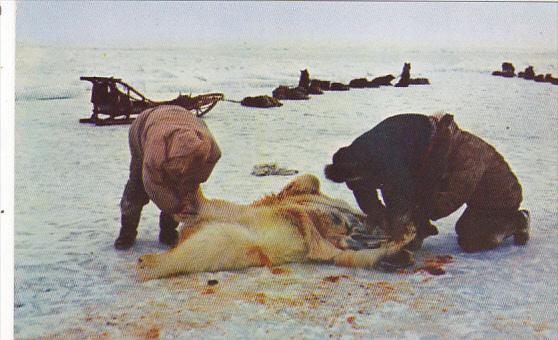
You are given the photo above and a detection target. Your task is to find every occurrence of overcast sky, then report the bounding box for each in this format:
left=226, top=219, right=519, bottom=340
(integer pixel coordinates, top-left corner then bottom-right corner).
left=16, top=1, right=558, bottom=49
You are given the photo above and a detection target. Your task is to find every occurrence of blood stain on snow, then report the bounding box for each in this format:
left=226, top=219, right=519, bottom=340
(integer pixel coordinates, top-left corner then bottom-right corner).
left=255, top=292, right=266, bottom=304
left=365, top=281, right=408, bottom=304
left=415, top=255, right=454, bottom=276
left=271, top=267, right=290, bottom=275
left=304, top=293, right=324, bottom=307
left=322, top=275, right=350, bottom=283
left=396, top=255, right=454, bottom=276
left=144, top=326, right=160, bottom=339
left=369, top=281, right=396, bottom=292
left=247, top=291, right=302, bottom=307
left=201, top=287, right=216, bottom=295
left=523, top=320, right=549, bottom=333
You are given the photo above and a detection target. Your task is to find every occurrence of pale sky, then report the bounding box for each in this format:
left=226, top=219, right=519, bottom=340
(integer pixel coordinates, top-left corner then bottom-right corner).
left=15, top=1, right=558, bottom=50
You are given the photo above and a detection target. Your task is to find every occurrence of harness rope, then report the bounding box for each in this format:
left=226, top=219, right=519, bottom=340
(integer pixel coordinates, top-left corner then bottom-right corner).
left=222, top=98, right=242, bottom=104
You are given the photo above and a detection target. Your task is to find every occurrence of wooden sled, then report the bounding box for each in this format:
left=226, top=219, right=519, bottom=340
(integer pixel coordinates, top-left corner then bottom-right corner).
left=79, top=76, right=224, bottom=126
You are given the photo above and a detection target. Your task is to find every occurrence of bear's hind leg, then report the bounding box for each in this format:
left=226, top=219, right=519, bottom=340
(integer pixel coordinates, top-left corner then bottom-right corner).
left=137, top=222, right=262, bottom=281
left=513, top=210, right=530, bottom=246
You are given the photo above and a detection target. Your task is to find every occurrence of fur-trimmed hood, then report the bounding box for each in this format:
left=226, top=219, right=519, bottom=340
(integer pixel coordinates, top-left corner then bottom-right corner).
left=130, top=105, right=221, bottom=213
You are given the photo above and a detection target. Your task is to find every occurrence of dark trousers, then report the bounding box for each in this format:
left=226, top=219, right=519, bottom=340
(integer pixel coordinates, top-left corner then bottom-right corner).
left=455, top=207, right=527, bottom=253
left=119, top=155, right=177, bottom=233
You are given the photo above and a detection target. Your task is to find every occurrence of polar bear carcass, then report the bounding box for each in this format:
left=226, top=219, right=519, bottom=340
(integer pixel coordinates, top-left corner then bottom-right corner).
left=137, top=174, right=416, bottom=281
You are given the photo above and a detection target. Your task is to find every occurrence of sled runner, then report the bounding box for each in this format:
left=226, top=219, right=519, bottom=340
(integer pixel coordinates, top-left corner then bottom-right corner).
left=79, top=76, right=224, bottom=126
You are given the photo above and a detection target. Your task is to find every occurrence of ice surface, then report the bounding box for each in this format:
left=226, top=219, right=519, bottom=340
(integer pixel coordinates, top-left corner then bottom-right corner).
left=14, top=44, right=558, bottom=339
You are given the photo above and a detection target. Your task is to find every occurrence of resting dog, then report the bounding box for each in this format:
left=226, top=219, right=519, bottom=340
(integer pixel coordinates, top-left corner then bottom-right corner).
left=137, top=174, right=416, bottom=281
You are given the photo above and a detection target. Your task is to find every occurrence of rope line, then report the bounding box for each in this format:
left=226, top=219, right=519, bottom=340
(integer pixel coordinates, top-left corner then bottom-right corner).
left=222, top=98, right=242, bottom=104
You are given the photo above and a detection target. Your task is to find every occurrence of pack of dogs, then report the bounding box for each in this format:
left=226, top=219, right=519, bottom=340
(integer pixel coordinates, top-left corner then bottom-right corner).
left=240, top=63, right=430, bottom=108
left=492, top=62, right=558, bottom=84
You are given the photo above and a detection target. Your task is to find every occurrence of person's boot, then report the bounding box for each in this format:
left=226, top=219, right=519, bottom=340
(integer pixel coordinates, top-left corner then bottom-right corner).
left=457, top=210, right=531, bottom=252
left=114, top=214, right=140, bottom=250
left=159, top=212, right=179, bottom=247
left=514, top=210, right=530, bottom=246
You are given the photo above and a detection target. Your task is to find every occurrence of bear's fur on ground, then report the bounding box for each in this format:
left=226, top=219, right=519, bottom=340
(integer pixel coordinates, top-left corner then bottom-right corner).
left=137, top=174, right=416, bottom=281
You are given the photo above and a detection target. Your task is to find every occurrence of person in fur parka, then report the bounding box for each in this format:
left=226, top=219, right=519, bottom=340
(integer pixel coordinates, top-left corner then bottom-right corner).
left=115, top=105, right=221, bottom=250
left=325, top=112, right=529, bottom=255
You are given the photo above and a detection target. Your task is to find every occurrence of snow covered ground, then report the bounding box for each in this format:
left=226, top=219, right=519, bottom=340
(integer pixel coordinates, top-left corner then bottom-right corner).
left=14, top=44, right=558, bottom=339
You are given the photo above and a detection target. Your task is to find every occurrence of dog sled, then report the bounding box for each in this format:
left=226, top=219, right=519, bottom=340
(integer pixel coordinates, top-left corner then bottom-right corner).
left=79, top=76, right=224, bottom=126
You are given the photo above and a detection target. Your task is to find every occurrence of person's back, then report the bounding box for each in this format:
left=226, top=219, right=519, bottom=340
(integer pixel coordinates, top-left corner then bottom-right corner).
left=325, top=113, right=437, bottom=243
left=350, top=113, right=433, bottom=166
left=116, top=105, right=221, bottom=250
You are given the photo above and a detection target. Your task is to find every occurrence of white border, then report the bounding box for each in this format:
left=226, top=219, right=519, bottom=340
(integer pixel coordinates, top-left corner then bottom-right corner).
left=0, top=1, right=15, bottom=339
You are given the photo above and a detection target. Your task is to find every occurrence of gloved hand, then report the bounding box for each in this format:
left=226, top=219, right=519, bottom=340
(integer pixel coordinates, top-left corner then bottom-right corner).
left=174, top=189, right=201, bottom=224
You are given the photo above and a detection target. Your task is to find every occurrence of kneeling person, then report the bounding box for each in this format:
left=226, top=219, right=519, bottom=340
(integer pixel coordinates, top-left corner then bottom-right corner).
left=115, top=105, right=221, bottom=250
left=325, top=113, right=529, bottom=253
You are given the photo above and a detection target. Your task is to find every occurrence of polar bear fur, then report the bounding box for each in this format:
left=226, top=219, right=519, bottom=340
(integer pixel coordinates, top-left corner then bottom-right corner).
left=137, top=174, right=416, bottom=281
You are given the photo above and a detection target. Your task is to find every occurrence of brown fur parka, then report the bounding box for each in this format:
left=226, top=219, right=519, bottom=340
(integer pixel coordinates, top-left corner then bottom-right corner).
left=128, top=105, right=221, bottom=214
left=421, top=114, right=522, bottom=221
